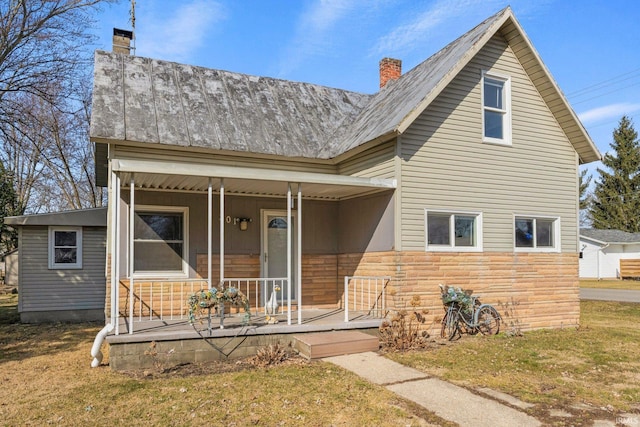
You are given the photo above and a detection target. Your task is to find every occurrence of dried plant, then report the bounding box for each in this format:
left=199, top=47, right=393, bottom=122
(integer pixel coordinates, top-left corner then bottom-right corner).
left=250, top=343, right=290, bottom=367
left=379, top=295, right=431, bottom=351
left=497, top=297, right=524, bottom=337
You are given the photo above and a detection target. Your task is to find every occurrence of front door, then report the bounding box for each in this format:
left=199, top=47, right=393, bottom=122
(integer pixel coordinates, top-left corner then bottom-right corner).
left=261, top=210, right=296, bottom=301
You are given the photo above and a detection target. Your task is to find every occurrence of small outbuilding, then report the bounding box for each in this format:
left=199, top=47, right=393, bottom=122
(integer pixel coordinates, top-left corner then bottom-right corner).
left=579, top=228, right=640, bottom=279
left=5, top=208, right=107, bottom=323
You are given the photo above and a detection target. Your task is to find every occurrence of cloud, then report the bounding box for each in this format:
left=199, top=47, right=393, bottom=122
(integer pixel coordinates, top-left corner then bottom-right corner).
left=277, top=0, right=361, bottom=77
left=370, top=0, right=504, bottom=58
left=135, top=1, right=226, bottom=63
left=578, top=103, right=640, bottom=125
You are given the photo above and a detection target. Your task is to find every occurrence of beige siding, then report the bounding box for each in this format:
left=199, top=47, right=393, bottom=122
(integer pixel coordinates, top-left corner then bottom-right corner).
left=338, top=140, right=396, bottom=179
left=400, top=34, right=578, bottom=252
left=19, top=226, right=106, bottom=312
left=113, top=144, right=336, bottom=174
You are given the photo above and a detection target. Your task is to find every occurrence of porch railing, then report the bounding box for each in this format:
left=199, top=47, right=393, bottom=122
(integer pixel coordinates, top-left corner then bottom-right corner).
left=344, top=276, right=390, bottom=322
left=119, top=277, right=288, bottom=334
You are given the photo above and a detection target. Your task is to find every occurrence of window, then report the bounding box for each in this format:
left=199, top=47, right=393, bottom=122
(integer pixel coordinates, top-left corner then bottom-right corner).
left=133, top=206, right=188, bottom=276
left=514, top=216, right=559, bottom=251
left=48, top=227, right=82, bottom=269
left=482, top=71, right=511, bottom=145
left=425, top=210, right=482, bottom=251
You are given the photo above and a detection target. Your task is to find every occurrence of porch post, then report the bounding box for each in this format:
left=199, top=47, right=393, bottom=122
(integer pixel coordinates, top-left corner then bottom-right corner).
left=219, top=179, right=225, bottom=285
left=287, top=183, right=292, bottom=325
left=208, top=178, right=212, bottom=289
left=297, top=183, right=302, bottom=325
left=113, top=171, right=121, bottom=335
left=128, top=175, right=135, bottom=334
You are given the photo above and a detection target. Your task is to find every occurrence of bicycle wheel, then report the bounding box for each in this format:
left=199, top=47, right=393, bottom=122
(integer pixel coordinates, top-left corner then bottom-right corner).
left=441, top=308, right=461, bottom=341
left=476, top=306, right=500, bottom=336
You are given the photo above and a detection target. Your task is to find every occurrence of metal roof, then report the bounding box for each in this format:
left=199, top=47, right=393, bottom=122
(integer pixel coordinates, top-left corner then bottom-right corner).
left=90, top=7, right=601, bottom=164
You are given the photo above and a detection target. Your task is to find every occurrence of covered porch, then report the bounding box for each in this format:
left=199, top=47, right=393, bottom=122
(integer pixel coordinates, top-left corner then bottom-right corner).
left=106, top=158, right=396, bottom=336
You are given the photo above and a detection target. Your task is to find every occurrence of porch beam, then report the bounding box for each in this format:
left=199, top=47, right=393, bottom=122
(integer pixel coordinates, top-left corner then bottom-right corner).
left=287, top=183, right=292, bottom=326
left=112, top=159, right=396, bottom=190
left=297, top=183, right=302, bottom=325
left=114, top=171, right=121, bottom=335
left=220, top=179, right=225, bottom=285
left=129, top=175, right=135, bottom=334
left=208, top=178, right=212, bottom=289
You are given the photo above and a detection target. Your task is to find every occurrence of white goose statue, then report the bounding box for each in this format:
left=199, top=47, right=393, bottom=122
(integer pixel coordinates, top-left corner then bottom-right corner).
left=265, top=290, right=279, bottom=315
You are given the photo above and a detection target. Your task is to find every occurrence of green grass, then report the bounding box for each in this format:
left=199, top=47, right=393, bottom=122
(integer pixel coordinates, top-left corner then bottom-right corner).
left=580, top=278, right=640, bottom=289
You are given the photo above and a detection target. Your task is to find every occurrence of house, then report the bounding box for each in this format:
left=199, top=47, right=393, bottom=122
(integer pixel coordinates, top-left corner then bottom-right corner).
left=5, top=208, right=107, bottom=323
left=89, top=7, right=601, bottom=368
left=580, top=229, right=640, bottom=279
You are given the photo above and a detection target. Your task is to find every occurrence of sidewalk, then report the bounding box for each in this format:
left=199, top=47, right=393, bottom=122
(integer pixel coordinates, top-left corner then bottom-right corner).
left=324, top=351, right=541, bottom=427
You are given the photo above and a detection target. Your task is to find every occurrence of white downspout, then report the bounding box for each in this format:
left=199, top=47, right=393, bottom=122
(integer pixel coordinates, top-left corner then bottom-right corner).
left=597, top=243, right=610, bottom=280
left=91, top=169, right=119, bottom=368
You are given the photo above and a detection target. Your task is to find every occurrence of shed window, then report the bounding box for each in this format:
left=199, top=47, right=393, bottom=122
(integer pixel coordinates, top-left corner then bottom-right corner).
left=482, top=71, right=511, bottom=145
left=48, top=227, right=82, bottom=269
left=425, top=210, right=482, bottom=251
left=133, top=206, right=188, bottom=276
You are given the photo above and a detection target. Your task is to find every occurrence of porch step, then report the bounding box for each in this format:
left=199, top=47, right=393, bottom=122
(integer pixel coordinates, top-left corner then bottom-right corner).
left=293, top=331, right=379, bottom=360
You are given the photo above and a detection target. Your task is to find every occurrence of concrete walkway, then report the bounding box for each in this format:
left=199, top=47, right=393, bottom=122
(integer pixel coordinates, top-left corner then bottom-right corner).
left=324, top=351, right=541, bottom=427
left=580, top=287, right=640, bottom=302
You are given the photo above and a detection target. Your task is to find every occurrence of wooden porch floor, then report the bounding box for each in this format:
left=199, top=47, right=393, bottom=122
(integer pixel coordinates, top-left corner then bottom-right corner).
left=107, top=308, right=384, bottom=345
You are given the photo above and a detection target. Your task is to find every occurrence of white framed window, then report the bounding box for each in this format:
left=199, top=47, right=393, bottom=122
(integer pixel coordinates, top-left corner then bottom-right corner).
left=482, top=70, right=511, bottom=145
left=425, top=210, right=483, bottom=252
left=132, top=205, right=189, bottom=277
left=514, top=215, right=560, bottom=252
left=48, top=227, right=82, bottom=269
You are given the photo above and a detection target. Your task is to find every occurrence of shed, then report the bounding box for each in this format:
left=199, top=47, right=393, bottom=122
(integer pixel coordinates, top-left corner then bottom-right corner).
left=579, top=228, right=640, bottom=279
left=5, top=208, right=107, bottom=323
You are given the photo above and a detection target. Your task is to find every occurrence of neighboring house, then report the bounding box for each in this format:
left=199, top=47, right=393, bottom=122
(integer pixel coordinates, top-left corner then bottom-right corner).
left=3, top=248, right=18, bottom=288
left=5, top=208, right=107, bottom=323
left=579, top=229, right=640, bottom=279
left=90, top=6, right=601, bottom=339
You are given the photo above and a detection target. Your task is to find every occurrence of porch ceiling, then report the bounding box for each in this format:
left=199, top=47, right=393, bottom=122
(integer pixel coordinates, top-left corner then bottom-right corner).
left=112, top=159, right=396, bottom=200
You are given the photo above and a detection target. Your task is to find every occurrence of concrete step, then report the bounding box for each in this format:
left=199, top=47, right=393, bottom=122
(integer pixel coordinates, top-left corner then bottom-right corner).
left=293, top=331, right=379, bottom=359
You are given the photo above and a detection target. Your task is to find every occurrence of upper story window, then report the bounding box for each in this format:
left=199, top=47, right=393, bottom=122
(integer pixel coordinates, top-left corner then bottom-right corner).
left=482, top=71, right=511, bottom=145
left=514, top=216, right=559, bottom=252
left=425, top=210, right=483, bottom=252
left=133, top=206, right=188, bottom=277
left=49, top=227, right=82, bottom=269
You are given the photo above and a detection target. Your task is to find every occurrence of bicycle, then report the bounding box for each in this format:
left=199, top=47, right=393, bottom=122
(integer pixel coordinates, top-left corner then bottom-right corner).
left=439, top=285, right=501, bottom=340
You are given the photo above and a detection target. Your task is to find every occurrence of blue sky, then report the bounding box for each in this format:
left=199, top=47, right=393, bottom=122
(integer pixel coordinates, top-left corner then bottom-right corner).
left=94, top=0, right=640, bottom=173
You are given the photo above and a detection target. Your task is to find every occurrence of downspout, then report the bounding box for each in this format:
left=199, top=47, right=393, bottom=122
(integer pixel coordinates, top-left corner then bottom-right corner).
left=91, top=169, right=120, bottom=367
left=597, top=243, right=610, bottom=280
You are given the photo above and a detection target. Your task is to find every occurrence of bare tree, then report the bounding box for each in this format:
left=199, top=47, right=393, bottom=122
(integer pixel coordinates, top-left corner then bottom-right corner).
left=0, top=0, right=113, bottom=213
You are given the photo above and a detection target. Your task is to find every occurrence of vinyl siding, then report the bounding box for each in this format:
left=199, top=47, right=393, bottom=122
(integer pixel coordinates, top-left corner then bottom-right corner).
left=400, top=34, right=578, bottom=252
left=337, top=140, right=396, bottom=179
left=19, top=226, right=106, bottom=312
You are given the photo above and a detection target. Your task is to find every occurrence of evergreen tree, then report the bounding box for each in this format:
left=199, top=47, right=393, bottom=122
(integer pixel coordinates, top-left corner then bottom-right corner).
left=579, top=169, right=592, bottom=226
left=0, top=161, right=19, bottom=254
left=589, top=116, right=640, bottom=231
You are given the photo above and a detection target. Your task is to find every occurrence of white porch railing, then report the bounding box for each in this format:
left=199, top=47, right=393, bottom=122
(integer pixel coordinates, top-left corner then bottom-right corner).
left=120, top=277, right=288, bottom=333
left=344, top=276, right=390, bottom=322
left=221, top=277, right=288, bottom=316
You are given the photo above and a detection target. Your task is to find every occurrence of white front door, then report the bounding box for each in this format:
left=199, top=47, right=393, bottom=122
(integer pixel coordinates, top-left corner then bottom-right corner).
left=261, top=210, right=296, bottom=300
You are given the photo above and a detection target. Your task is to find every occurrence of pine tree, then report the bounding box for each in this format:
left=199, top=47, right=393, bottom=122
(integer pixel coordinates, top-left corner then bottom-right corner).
left=589, top=116, right=640, bottom=231
left=0, top=162, right=19, bottom=254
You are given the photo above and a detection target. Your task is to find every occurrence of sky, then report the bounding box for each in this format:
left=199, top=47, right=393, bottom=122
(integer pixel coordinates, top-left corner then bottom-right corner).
left=93, top=0, right=640, bottom=176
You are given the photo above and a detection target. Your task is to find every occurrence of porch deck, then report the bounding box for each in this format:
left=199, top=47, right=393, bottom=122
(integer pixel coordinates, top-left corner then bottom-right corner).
left=108, top=308, right=383, bottom=344
left=105, top=308, right=384, bottom=370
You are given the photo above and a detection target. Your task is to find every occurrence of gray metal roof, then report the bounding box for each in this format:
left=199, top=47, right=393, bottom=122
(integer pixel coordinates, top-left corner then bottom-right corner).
left=90, top=7, right=600, bottom=164
left=5, top=207, right=107, bottom=227
left=580, top=228, right=640, bottom=244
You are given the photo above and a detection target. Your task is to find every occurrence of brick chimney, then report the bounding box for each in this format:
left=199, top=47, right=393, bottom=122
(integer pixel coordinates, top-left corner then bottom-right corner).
left=113, top=28, right=133, bottom=55
left=379, top=57, right=402, bottom=88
